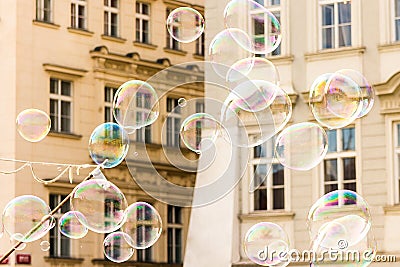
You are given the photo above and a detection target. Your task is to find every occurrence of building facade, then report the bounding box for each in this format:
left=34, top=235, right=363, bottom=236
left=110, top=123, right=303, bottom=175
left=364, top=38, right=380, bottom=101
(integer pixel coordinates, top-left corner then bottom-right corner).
left=0, top=0, right=204, bottom=266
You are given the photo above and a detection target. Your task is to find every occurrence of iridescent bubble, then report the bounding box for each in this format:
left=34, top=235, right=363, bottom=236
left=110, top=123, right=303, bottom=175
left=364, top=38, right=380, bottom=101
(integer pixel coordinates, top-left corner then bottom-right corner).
left=275, top=122, right=328, bottom=171
left=178, top=98, right=187, bottom=107
left=335, top=69, right=374, bottom=118
left=309, top=73, right=363, bottom=129
left=88, top=122, right=130, bottom=168
left=224, top=0, right=282, bottom=54
left=180, top=113, right=221, bottom=154
left=103, top=232, right=134, bottom=263
left=244, top=222, right=290, bottom=267
left=209, top=28, right=254, bottom=78
left=16, top=109, right=51, bottom=142
left=166, top=7, right=204, bottom=43
left=2, top=195, right=52, bottom=243
left=122, top=202, right=162, bottom=249
left=10, top=234, right=27, bottom=250
left=40, top=240, right=50, bottom=251
left=70, top=178, right=128, bottom=233
left=113, top=80, right=159, bottom=133
left=59, top=211, right=88, bottom=239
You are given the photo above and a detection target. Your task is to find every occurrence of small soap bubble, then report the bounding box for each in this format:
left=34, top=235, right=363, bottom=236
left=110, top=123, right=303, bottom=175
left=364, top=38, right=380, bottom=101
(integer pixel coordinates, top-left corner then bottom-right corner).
left=40, top=240, right=50, bottom=251
left=16, top=109, right=51, bottom=142
left=166, top=7, right=204, bottom=43
left=59, top=211, right=88, bottom=239
left=122, top=202, right=162, bottom=249
left=103, top=232, right=134, bottom=263
left=71, top=179, right=127, bottom=234
left=178, top=98, right=187, bottom=107
left=10, top=234, right=27, bottom=251
left=88, top=122, right=130, bottom=168
left=275, top=122, right=328, bottom=171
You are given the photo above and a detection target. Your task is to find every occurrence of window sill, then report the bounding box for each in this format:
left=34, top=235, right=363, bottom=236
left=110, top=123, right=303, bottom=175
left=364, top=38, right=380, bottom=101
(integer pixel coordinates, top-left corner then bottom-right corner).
left=378, top=42, right=400, bottom=53
left=101, top=34, right=126, bottom=43
left=193, top=53, right=205, bottom=60
left=92, top=259, right=183, bottom=266
left=44, top=257, right=84, bottom=264
left=163, top=48, right=188, bottom=56
left=239, top=211, right=295, bottom=222
left=304, top=46, right=366, bottom=62
left=48, top=131, right=82, bottom=140
left=32, top=20, right=60, bottom=30
left=133, top=41, right=158, bottom=50
left=67, top=27, right=94, bottom=37
left=266, top=55, right=294, bottom=65
left=384, top=205, right=400, bottom=215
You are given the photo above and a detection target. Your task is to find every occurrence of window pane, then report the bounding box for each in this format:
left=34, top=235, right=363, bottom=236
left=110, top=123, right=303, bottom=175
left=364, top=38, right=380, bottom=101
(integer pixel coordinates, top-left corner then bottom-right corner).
left=167, top=205, right=173, bottom=223
left=254, top=189, right=267, bottom=210
left=50, top=78, right=58, bottom=94
left=273, top=188, right=284, bottom=209
left=167, top=228, right=173, bottom=263
left=254, top=164, right=267, bottom=187
left=61, top=101, right=71, bottom=116
left=111, top=13, right=118, bottom=36
left=175, top=228, right=182, bottom=263
left=175, top=207, right=181, bottom=224
left=111, top=0, right=118, bottom=8
left=271, top=0, right=280, bottom=5
left=344, top=182, right=356, bottom=192
left=252, top=15, right=265, bottom=35
left=338, top=25, right=352, bottom=47
left=338, top=2, right=351, bottom=24
left=322, top=5, right=334, bottom=26
left=142, top=4, right=149, bottom=15
left=397, top=124, right=400, bottom=146
left=322, top=27, right=334, bottom=49
left=343, top=158, right=356, bottom=180
left=324, top=159, right=338, bottom=182
left=104, top=12, right=109, bottom=34
left=325, top=183, right=338, bottom=193
left=272, top=164, right=284, bottom=186
left=327, top=130, right=337, bottom=152
left=254, top=144, right=266, bottom=158
left=342, top=128, right=355, bottom=150
left=396, top=0, right=400, bottom=17
left=61, top=81, right=71, bottom=96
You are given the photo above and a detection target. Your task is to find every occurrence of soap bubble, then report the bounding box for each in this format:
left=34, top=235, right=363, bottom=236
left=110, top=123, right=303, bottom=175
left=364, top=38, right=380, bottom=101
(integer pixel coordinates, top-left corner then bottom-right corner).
left=224, top=0, right=281, bottom=54
left=275, top=122, right=328, bottom=170
left=209, top=28, right=254, bottom=78
left=113, top=80, right=159, bottom=133
left=180, top=113, right=221, bottom=154
left=103, top=232, right=134, bottom=263
left=71, top=179, right=127, bottom=233
left=16, top=109, right=51, bottom=142
left=122, top=202, right=162, bottom=249
left=10, top=234, right=27, bottom=250
left=2, top=195, right=52, bottom=243
left=178, top=98, right=187, bottom=107
left=244, top=222, right=290, bottom=267
left=40, top=240, right=50, bottom=251
left=166, top=7, right=204, bottom=43
left=59, top=211, right=88, bottom=239
left=88, top=122, right=130, bottom=168
left=309, top=73, right=363, bottom=129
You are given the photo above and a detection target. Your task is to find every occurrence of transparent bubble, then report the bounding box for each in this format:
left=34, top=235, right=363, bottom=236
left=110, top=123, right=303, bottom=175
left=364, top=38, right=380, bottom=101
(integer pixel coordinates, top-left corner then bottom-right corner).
left=275, top=122, right=328, bottom=171
left=122, top=202, right=162, bottom=249
left=166, top=7, right=204, bottom=43
left=224, top=0, right=282, bottom=54
left=180, top=113, right=221, bottom=154
left=59, top=211, right=88, bottom=239
left=178, top=98, right=187, bottom=107
left=113, top=80, right=159, bottom=133
left=309, top=73, right=363, bottom=129
left=10, top=234, right=27, bottom=250
left=0, top=215, right=3, bottom=239
left=103, top=232, right=134, bottom=263
left=40, top=240, right=50, bottom=251
left=335, top=69, right=374, bottom=118
left=2, top=195, right=52, bottom=243
left=88, top=122, right=130, bottom=168
left=71, top=179, right=128, bottom=233
left=244, top=222, right=290, bottom=267
left=209, top=28, right=254, bottom=78
left=16, top=109, right=51, bottom=142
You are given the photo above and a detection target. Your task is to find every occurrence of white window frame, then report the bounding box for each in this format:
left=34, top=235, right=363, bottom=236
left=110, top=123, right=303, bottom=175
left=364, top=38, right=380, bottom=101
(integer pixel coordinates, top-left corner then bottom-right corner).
left=393, top=122, right=400, bottom=204
left=104, top=86, right=117, bottom=123
left=50, top=78, right=73, bottom=133
left=195, top=33, right=205, bottom=56
left=104, top=0, right=119, bottom=37
left=136, top=204, right=152, bottom=262
left=49, top=194, right=71, bottom=258
left=36, top=0, right=53, bottom=22
left=166, top=8, right=181, bottom=50
left=319, top=0, right=352, bottom=49
left=167, top=206, right=183, bottom=263
left=135, top=92, right=152, bottom=143
left=71, top=0, right=87, bottom=29
left=136, top=2, right=151, bottom=43
left=166, top=98, right=181, bottom=147
left=392, top=0, right=400, bottom=42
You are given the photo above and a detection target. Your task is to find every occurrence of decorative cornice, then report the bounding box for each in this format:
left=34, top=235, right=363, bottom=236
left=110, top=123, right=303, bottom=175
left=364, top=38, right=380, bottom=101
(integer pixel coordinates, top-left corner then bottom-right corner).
left=304, top=47, right=366, bottom=62
left=43, top=63, right=88, bottom=77
left=239, top=211, right=295, bottom=222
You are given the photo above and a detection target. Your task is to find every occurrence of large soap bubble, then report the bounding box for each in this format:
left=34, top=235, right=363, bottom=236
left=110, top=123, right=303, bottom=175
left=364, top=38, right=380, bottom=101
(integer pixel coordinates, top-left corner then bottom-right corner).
left=166, top=7, right=205, bottom=43
left=16, top=109, right=51, bottom=142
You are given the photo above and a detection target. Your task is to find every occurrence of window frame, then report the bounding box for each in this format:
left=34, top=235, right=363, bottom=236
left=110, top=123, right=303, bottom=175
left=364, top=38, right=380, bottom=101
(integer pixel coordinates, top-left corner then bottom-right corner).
left=167, top=205, right=183, bottom=264
left=136, top=2, right=151, bottom=44
left=36, top=0, right=54, bottom=23
left=136, top=202, right=153, bottom=262
left=393, top=0, right=400, bottom=42
left=104, top=0, right=119, bottom=37
left=49, top=194, right=71, bottom=258
left=71, top=0, right=87, bottom=30
left=104, top=86, right=118, bottom=123
left=166, top=98, right=181, bottom=148
left=393, top=122, right=400, bottom=204
left=50, top=78, right=73, bottom=134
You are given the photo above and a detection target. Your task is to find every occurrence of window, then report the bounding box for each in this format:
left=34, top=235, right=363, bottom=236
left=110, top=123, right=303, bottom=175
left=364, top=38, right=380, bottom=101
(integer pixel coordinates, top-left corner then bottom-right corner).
left=136, top=2, right=150, bottom=44
left=166, top=8, right=181, bottom=50
left=168, top=205, right=182, bottom=263
left=394, top=123, right=400, bottom=203
left=136, top=203, right=153, bottom=262
left=252, top=139, right=285, bottom=211
left=104, top=86, right=118, bottom=123
left=323, top=127, right=356, bottom=196
left=50, top=78, right=73, bottom=133
left=320, top=0, right=352, bottom=49
left=135, top=92, right=152, bottom=143
left=49, top=194, right=71, bottom=258
left=36, top=0, right=53, bottom=23
left=104, top=0, right=119, bottom=37
left=71, top=0, right=87, bottom=29
left=395, top=0, right=400, bottom=41
left=195, top=33, right=205, bottom=56
left=195, top=101, right=204, bottom=147
left=166, top=98, right=181, bottom=147
left=251, top=0, right=281, bottom=56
